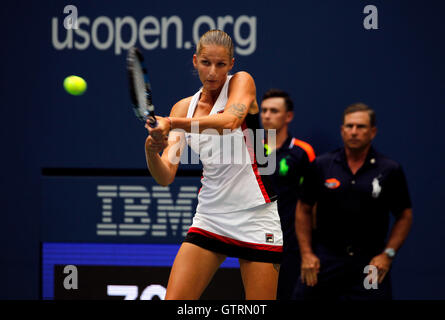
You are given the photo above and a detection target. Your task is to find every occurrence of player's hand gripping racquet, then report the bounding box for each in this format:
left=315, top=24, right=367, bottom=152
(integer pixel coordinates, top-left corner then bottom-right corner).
left=126, top=47, right=157, bottom=127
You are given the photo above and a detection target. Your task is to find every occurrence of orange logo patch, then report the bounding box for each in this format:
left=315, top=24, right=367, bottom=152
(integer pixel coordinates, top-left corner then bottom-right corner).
left=325, top=178, right=341, bottom=189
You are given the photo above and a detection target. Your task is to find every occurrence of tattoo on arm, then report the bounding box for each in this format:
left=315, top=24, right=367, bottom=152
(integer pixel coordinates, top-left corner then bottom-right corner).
left=273, top=263, right=280, bottom=272
left=227, top=103, right=247, bottom=119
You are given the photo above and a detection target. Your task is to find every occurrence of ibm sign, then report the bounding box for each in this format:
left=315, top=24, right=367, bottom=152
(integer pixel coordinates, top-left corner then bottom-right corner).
left=96, top=184, right=198, bottom=238
left=41, top=176, right=202, bottom=243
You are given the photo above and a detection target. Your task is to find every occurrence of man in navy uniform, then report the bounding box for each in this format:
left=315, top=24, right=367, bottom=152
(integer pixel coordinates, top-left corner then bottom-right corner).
left=260, top=89, right=315, bottom=299
left=294, top=103, right=412, bottom=300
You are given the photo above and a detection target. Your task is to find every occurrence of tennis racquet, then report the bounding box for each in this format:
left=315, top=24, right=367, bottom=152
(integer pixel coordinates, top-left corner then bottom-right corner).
left=126, top=47, right=157, bottom=127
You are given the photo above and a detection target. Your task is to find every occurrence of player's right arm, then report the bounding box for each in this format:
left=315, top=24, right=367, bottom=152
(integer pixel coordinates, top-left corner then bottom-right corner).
left=145, top=97, right=190, bottom=186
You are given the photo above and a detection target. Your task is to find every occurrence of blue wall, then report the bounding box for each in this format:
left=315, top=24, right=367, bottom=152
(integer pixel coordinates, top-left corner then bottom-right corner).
left=1, top=0, right=444, bottom=299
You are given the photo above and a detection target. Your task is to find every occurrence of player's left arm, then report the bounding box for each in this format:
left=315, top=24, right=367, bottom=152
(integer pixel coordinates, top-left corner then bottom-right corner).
left=155, top=72, right=256, bottom=135
left=221, top=71, right=257, bottom=130
left=183, top=71, right=255, bottom=133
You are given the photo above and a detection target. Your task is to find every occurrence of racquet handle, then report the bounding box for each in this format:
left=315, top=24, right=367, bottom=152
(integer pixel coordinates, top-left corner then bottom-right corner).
left=146, top=116, right=157, bottom=128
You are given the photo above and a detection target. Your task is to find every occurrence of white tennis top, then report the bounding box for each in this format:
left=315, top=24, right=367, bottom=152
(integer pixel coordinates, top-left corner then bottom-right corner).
left=186, top=75, right=275, bottom=213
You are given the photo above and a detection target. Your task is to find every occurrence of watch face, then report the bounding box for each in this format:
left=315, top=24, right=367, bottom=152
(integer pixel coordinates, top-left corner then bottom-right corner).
left=385, top=248, right=396, bottom=258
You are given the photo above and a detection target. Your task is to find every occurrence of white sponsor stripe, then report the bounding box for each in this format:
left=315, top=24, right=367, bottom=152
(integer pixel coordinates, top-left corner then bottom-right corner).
left=157, top=212, right=166, bottom=217
left=176, top=199, right=192, bottom=204
left=152, top=225, right=167, bottom=230
left=152, top=186, right=169, bottom=191
left=180, top=186, right=198, bottom=192
left=124, top=212, right=148, bottom=217
left=119, top=224, right=150, bottom=230
left=156, top=219, right=167, bottom=224
left=98, top=185, right=117, bottom=191
left=152, top=193, right=171, bottom=198
left=102, top=218, right=112, bottom=223
left=157, top=199, right=173, bottom=204
left=152, top=231, right=167, bottom=236
left=157, top=206, right=191, bottom=211
left=119, top=192, right=150, bottom=197
left=141, top=218, right=151, bottom=223
left=102, top=205, right=112, bottom=210
left=119, top=231, right=146, bottom=236
left=102, top=198, right=112, bottom=203
left=98, top=192, right=117, bottom=197
left=124, top=199, right=134, bottom=204
left=178, top=193, right=197, bottom=198
left=119, top=186, right=147, bottom=191
left=97, top=223, right=117, bottom=229
left=102, top=211, right=112, bottom=216
left=97, top=230, right=117, bottom=236
left=124, top=218, right=134, bottom=223
left=124, top=205, right=148, bottom=210
left=141, top=199, right=150, bottom=204
left=166, top=212, right=181, bottom=217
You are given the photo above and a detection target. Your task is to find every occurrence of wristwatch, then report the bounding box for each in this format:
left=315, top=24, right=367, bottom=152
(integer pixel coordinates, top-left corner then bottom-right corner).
left=384, top=248, right=396, bottom=258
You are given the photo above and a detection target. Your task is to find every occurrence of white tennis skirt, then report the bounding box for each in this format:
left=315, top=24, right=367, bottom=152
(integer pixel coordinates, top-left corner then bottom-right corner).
left=184, top=201, right=283, bottom=263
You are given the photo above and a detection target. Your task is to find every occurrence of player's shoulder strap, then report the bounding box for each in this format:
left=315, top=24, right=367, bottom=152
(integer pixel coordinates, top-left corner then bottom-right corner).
left=186, top=90, right=202, bottom=118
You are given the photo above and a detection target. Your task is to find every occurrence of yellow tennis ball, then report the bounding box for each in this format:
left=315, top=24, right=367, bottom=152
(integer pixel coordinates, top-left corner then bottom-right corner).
left=63, top=75, right=87, bottom=96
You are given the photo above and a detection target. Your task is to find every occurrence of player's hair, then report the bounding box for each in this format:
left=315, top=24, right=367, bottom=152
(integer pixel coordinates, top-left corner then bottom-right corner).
left=196, top=30, right=234, bottom=60
left=261, top=89, right=294, bottom=112
left=343, top=102, right=376, bottom=127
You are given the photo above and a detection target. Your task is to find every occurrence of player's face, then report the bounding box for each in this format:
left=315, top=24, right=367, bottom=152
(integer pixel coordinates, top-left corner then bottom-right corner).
left=260, top=97, right=293, bottom=131
left=193, top=45, right=234, bottom=91
left=341, top=111, right=377, bottom=151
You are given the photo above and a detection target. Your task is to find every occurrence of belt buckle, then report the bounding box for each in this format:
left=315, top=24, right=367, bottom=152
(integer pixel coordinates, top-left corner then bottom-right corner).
left=346, top=245, right=354, bottom=256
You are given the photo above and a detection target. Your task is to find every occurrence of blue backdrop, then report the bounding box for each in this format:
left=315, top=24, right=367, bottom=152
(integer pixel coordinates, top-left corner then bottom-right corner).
left=1, top=0, right=444, bottom=299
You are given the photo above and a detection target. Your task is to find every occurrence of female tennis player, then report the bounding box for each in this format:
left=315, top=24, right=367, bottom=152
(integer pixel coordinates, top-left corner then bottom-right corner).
left=145, top=30, right=283, bottom=300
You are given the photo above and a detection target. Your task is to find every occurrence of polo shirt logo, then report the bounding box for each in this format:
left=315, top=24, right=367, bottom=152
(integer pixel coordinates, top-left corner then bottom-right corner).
left=325, top=178, right=341, bottom=189
left=279, top=158, right=290, bottom=176
left=372, top=177, right=382, bottom=198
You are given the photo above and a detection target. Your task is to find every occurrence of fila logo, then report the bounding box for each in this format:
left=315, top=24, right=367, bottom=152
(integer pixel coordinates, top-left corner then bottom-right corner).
left=96, top=185, right=198, bottom=237
left=265, top=233, right=274, bottom=243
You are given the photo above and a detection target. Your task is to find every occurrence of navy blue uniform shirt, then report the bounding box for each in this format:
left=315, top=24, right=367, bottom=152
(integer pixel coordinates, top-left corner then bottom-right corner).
left=300, top=146, right=411, bottom=252
left=268, top=135, right=315, bottom=251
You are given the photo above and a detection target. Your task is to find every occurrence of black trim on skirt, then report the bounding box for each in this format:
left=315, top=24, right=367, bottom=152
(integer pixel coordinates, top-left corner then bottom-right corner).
left=184, top=232, right=283, bottom=264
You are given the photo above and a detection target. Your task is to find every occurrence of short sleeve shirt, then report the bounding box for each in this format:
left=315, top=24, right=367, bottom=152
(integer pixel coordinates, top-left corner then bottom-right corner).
left=300, top=146, right=411, bottom=249
left=268, top=135, right=315, bottom=249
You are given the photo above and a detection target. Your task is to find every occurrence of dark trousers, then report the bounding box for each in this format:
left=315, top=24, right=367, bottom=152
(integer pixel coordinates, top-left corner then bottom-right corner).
left=277, top=247, right=300, bottom=300
left=292, top=243, right=392, bottom=300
